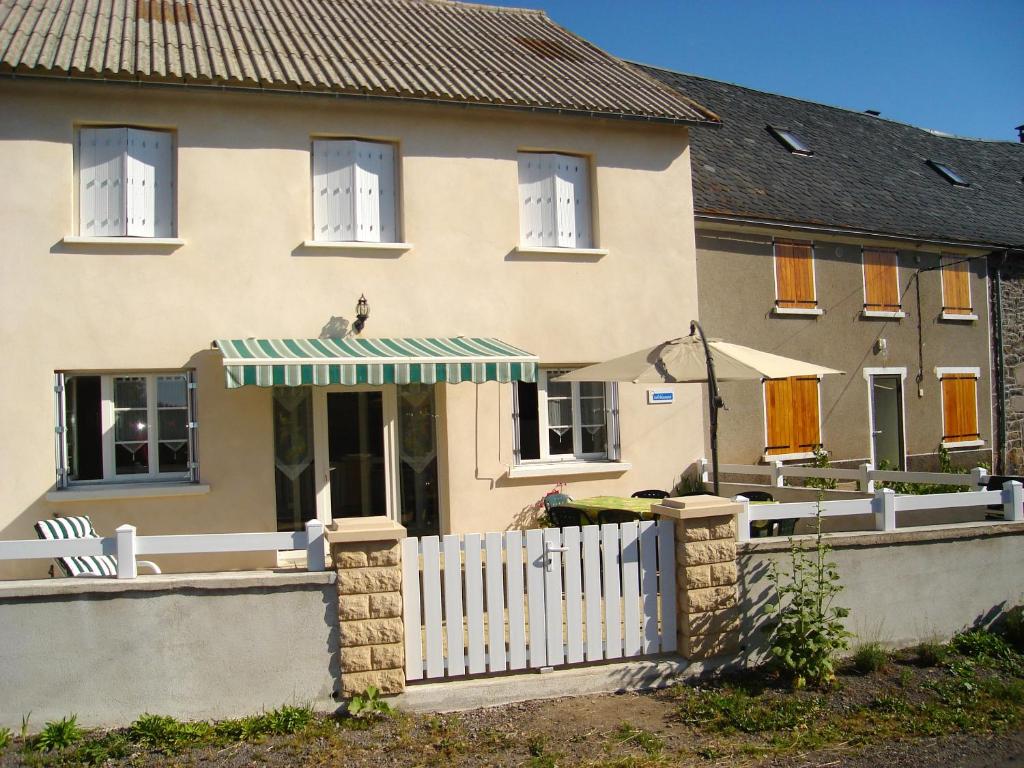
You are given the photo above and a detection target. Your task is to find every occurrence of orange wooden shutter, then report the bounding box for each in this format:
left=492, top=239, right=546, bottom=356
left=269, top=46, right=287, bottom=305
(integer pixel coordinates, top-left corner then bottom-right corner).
left=941, top=257, right=972, bottom=314
left=774, top=240, right=816, bottom=309
left=863, top=249, right=900, bottom=311
left=941, top=374, right=979, bottom=442
left=765, top=376, right=821, bottom=455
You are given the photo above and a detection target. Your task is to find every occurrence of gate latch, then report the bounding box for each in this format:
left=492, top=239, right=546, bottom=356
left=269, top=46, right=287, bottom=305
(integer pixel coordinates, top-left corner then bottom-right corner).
left=543, top=541, right=568, bottom=572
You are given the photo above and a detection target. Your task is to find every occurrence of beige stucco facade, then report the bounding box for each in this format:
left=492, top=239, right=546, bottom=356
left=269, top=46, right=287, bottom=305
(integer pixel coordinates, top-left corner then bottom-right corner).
left=0, top=79, right=706, bottom=578
left=696, top=224, right=993, bottom=470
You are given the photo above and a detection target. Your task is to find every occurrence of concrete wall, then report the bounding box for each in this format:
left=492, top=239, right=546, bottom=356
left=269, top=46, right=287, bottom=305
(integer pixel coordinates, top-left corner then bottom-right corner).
left=737, top=524, right=1024, bottom=658
left=0, top=79, right=704, bottom=575
left=696, top=225, right=993, bottom=470
left=0, top=571, right=339, bottom=730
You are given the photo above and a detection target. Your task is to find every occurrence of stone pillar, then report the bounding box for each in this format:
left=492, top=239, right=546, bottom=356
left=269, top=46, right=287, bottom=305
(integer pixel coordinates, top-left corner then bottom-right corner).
left=326, top=517, right=407, bottom=697
left=654, top=495, right=741, bottom=661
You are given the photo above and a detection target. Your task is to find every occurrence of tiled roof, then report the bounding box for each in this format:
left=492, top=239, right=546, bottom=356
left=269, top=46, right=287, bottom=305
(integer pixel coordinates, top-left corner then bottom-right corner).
left=0, top=0, right=718, bottom=125
left=641, top=64, right=1024, bottom=248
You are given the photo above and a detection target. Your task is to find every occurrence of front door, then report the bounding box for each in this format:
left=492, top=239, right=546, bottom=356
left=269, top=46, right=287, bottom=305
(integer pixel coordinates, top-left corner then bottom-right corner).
left=327, top=391, right=388, bottom=518
left=870, top=374, right=905, bottom=469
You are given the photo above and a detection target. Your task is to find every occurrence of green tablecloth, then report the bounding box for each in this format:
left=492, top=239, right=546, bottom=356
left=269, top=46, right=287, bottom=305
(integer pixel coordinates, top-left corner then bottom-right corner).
left=565, top=496, right=658, bottom=515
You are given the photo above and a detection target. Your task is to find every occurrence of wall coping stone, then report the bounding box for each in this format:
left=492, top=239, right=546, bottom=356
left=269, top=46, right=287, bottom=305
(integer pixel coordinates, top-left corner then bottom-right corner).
left=654, top=496, right=741, bottom=520
left=326, top=516, right=407, bottom=544
left=0, top=569, right=336, bottom=599
left=739, top=521, right=1024, bottom=555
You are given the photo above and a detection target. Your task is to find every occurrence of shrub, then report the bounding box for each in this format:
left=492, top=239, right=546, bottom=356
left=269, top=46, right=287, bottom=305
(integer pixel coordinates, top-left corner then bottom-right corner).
left=1000, top=606, right=1024, bottom=653
left=34, top=715, right=83, bottom=752
left=953, top=629, right=1014, bottom=661
left=915, top=641, right=949, bottom=667
left=764, top=507, right=851, bottom=689
left=852, top=642, right=888, bottom=674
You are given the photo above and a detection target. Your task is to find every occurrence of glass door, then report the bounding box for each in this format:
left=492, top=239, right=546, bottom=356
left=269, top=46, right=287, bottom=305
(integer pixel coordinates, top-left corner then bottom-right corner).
left=326, top=392, right=388, bottom=518
left=870, top=375, right=905, bottom=470
left=397, top=384, right=440, bottom=537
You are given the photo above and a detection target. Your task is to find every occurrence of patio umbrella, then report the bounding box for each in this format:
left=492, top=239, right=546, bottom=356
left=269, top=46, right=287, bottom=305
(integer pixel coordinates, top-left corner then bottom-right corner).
left=555, top=321, right=844, bottom=494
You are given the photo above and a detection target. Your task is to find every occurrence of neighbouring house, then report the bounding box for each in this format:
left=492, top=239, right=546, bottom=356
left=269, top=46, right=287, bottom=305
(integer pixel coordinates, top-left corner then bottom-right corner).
left=0, top=0, right=720, bottom=578
left=642, top=65, right=1024, bottom=474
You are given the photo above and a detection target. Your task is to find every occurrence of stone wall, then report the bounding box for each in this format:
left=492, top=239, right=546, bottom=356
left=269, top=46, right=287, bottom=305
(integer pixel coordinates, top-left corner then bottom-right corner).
left=994, top=255, right=1024, bottom=474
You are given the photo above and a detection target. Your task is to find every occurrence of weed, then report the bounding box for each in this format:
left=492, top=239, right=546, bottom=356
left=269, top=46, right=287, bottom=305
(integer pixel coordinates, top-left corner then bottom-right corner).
left=899, top=667, right=914, bottom=688
left=261, top=705, right=315, bottom=735
left=70, top=733, right=131, bottom=766
left=527, top=734, right=546, bottom=757
left=1002, top=606, right=1024, bottom=652
left=802, top=448, right=839, bottom=491
left=615, top=722, right=664, bottom=755
left=982, top=678, right=1024, bottom=704
left=877, top=447, right=971, bottom=494
left=20, top=713, right=31, bottom=741
left=953, top=629, right=1014, bottom=661
left=678, top=686, right=820, bottom=734
left=696, top=744, right=722, bottom=760
left=869, top=694, right=912, bottom=716
left=34, top=715, right=83, bottom=752
left=916, top=641, right=949, bottom=667
left=348, top=686, right=393, bottom=719
left=852, top=642, right=888, bottom=674
left=129, top=713, right=212, bottom=753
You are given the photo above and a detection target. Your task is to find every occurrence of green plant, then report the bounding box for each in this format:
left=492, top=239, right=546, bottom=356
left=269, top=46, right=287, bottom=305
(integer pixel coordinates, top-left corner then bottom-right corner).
left=70, top=733, right=131, bottom=766
left=764, top=506, right=851, bottom=689
left=0, top=727, right=10, bottom=750
left=803, top=448, right=838, bottom=491
left=877, top=446, right=972, bottom=495
left=615, top=722, right=664, bottom=755
left=852, top=642, right=888, bottom=673
left=262, top=704, right=314, bottom=734
left=898, top=667, right=914, bottom=687
left=915, top=641, right=949, bottom=667
left=20, top=712, right=31, bottom=740
left=128, top=713, right=212, bottom=753
left=677, top=686, right=820, bottom=733
left=347, top=686, right=393, bottom=719
left=1000, top=606, right=1024, bottom=652
left=34, top=715, right=83, bottom=752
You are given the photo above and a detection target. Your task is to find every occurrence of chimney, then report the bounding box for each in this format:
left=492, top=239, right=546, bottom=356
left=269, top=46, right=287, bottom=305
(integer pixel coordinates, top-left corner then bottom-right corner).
left=865, top=110, right=881, bottom=117
left=1017, top=124, right=1024, bottom=143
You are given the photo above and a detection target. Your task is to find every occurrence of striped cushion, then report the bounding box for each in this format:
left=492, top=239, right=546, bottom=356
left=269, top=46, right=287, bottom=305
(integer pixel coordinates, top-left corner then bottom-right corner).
left=34, top=516, right=118, bottom=577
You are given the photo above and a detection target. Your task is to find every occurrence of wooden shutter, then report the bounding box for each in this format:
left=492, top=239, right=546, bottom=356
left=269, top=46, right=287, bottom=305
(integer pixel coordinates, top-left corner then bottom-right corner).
left=941, top=374, right=979, bottom=442
left=79, top=127, right=126, bottom=236
left=941, top=256, right=973, bottom=314
left=774, top=240, right=816, bottom=309
left=312, top=140, right=355, bottom=242
left=863, top=249, right=900, bottom=311
left=554, top=154, right=591, bottom=248
left=765, top=376, right=820, bottom=455
left=126, top=129, right=174, bottom=237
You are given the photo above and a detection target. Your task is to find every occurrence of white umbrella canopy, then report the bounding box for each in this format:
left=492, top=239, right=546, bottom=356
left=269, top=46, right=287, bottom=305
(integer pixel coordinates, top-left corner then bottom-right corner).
left=555, top=335, right=844, bottom=383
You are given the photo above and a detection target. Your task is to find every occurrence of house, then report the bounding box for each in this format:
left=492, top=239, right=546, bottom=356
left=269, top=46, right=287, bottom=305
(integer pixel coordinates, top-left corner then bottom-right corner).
left=0, top=0, right=720, bottom=577
left=641, top=64, right=1024, bottom=474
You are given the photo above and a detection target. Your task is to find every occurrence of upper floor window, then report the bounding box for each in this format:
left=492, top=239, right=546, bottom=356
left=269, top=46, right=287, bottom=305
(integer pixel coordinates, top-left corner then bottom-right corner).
left=78, top=127, right=175, bottom=237
left=861, top=248, right=903, bottom=316
left=513, top=369, right=618, bottom=464
left=926, top=160, right=969, bottom=187
left=936, top=368, right=982, bottom=448
left=312, top=139, right=398, bottom=243
left=764, top=376, right=822, bottom=459
left=55, top=371, right=197, bottom=487
left=772, top=239, right=819, bottom=314
left=767, top=126, right=813, bottom=156
left=517, top=152, right=592, bottom=249
left=940, top=255, right=975, bottom=319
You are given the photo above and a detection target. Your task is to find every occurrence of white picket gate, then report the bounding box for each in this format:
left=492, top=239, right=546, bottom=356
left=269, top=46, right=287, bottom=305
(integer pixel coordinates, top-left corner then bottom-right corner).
left=401, top=520, right=677, bottom=681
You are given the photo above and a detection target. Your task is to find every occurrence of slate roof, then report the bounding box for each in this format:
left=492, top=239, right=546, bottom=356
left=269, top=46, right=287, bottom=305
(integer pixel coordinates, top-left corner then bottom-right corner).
left=0, top=0, right=718, bottom=126
left=641, top=64, right=1024, bottom=248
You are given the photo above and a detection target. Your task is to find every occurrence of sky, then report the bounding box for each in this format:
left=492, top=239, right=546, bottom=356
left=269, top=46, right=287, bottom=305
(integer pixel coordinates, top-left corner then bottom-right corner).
left=486, top=0, right=1023, bottom=142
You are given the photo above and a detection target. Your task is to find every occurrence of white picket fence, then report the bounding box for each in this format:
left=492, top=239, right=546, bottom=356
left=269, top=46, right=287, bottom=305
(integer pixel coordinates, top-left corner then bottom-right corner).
left=401, top=520, right=677, bottom=682
left=737, top=482, right=1024, bottom=542
left=0, top=520, right=326, bottom=578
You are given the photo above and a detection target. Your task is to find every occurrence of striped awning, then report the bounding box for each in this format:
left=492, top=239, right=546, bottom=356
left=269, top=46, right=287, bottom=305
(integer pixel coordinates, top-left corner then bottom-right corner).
left=215, top=337, right=538, bottom=388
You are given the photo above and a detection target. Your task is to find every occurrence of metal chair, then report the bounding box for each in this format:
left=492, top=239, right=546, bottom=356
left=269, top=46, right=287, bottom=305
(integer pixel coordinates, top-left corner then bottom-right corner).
left=737, top=490, right=775, bottom=502
left=631, top=489, right=669, bottom=499
left=597, top=509, right=643, bottom=525
left=547, top=505, right=593, bottom=528
left=542, top=492, right=572, bottom=511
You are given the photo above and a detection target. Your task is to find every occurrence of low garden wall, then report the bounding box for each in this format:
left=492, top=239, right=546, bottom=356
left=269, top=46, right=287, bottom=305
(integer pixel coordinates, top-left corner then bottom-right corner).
left=0, top=571, right=339, bottom=730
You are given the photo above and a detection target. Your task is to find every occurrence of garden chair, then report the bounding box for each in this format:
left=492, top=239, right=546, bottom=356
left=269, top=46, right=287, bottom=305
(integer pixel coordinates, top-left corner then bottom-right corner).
left=737, top=490, right=775, bottom=502
left=631, top=489, right=669, bottom=499
left=597, top=509, right=643, bottom=525
left=35, top=515, right=161, bottom=577
left=542, top=492, right=572, bottom=511
left=547, top=506, right=593, bottom=528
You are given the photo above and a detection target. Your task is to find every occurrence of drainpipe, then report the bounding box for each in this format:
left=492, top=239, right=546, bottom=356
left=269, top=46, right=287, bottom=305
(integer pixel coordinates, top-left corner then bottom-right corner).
left=993, top=251, right=1007, bottom=474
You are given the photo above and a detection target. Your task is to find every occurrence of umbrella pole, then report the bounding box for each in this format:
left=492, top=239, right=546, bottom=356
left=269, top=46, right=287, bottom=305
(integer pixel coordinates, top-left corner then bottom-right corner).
left=690, top=321, right=722, bottom=495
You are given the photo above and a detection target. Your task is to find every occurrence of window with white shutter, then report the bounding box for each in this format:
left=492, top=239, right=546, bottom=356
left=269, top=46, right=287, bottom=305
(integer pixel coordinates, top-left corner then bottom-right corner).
left=312, top=139, right=399, bottom=243
left=78, top=127, right=175, bottom=237
left=517, top=152, right=593, bottom=248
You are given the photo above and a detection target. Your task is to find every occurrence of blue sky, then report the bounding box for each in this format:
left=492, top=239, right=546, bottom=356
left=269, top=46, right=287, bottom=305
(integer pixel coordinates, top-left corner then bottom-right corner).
left=487, top=0, right=1023, bottom=142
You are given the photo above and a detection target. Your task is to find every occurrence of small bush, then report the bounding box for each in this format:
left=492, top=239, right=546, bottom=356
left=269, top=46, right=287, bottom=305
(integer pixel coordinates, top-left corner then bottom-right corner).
left=915, top=641, right=949, bottom=667
left=34, top=715, right=83, bottom=752
left=1001, top=606, right=1024, bottom=653
left=852, top=643, right=888, bottom=674
left=953, top=629, right=1015, bottom=662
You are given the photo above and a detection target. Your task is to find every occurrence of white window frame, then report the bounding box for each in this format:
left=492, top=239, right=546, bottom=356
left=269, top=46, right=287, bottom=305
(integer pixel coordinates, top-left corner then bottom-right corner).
left=512, top=369, right=620, bottom=467
left=761, top=375, right=824, bottom=462
left=934, top=366, right=984, bottom=448
left=55, top=370, right=197, bottom=487
left=516, top=151, right=599, bottom=252
left=75, top=126, right=177, bottom=239
left=771, top=238, right=823, bottom=316
left=862, top=367, right=909, bottom=470
left=939, top=255, right=978, bottom=321
left=310, top=138, right=401, bottom=245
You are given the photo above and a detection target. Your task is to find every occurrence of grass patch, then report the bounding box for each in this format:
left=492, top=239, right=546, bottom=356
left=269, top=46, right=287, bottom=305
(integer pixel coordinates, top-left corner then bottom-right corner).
left=915, top=641, right=949, bottom=667
left=614, top=722, right=664, bottom=756
left=851, top=642, right=888, bottom=674
left=677, top=685, right=821, bottom=734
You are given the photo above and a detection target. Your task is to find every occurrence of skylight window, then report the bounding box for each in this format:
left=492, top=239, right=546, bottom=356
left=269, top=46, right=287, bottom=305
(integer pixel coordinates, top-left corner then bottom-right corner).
left=767, top=125, right=813, bottom=156
left=926, top=160, right=969, bottom=187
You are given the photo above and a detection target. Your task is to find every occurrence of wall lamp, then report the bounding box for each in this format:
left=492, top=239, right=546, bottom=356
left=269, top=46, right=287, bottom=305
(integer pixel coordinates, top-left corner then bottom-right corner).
left=353, top=294, right=370, bottom=334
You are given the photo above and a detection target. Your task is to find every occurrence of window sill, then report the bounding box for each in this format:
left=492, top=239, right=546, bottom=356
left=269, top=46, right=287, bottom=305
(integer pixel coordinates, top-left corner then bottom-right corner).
left=941, top=312, right=978, bottom=322
left=862, top=310, right=906, bottom=319
left=300, top=240, right=412, bottom=253
left=762, top=452, right=816, bottom=462
left=514, top=245, right=609, bottom=258
left=62, top=236, right=185, bottom=249
left=47, top=482, right=210, bottom=503
left=507, top=461, right=631, bottom=479
left=941, top=440, right=985, bottom=450
left=772, top=307, right=823, bottom=317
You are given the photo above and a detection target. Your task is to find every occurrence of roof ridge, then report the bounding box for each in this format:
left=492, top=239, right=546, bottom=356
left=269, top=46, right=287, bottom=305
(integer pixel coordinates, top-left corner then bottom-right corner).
left=632, top=59, right=1022, bottom=146
left=415, top=0, right=547, bottom=17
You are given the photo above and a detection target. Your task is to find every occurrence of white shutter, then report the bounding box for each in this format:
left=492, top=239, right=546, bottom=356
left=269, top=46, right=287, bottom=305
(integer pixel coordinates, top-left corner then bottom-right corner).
left=186, top=370, right=199, bottom=483
left=517, top=152, right=544, bottom=246
left=126, top=128, right=174, bottom=237
left=79, top=127, right=126, bottom=236
left=539, top=154, right=557, bottom=246
left=312, top=140, right=356, bottom=242
left=557, top=154, right=591, bottom=248
left=511, top=383, right=523, bottom=464
left=375, top=142, right=397, bottom=243
left=606, top=382, right=621, bottom=461
left=355, top=140, right=382, bottom=242
left=54, top=372, right=69, bottom=488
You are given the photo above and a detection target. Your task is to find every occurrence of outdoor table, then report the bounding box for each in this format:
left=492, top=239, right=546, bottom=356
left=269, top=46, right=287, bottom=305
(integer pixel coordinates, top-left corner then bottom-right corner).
left=565, top=496, right=659, bottom=520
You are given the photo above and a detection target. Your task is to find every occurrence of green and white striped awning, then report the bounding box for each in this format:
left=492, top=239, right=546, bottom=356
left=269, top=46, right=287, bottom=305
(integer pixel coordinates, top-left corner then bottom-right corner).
left=215, top=337, right=538, bottom=388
